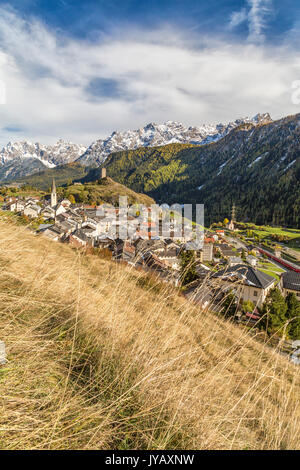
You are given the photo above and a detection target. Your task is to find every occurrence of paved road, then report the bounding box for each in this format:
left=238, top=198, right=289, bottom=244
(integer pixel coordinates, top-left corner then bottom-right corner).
left=223, top=235, right=248, bottom=250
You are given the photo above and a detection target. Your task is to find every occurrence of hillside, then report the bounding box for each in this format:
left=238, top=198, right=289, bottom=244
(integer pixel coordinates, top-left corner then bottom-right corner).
left=0, top=114, right=272, bottom=182
left=62, top=176, right=155, bottom=206
left=12, top=162, right=90, bottom=191
left=76, top=114, right=271, bottom=166
left=0, top=219, right=299, bottom=450
left=103, top=114, right=300, bottom=227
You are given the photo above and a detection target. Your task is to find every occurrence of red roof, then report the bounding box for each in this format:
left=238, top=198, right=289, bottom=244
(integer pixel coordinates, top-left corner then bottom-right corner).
left=246, top=312, right=261, bottom=320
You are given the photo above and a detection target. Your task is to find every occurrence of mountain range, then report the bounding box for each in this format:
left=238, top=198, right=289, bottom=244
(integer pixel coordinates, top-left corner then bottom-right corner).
left=0, top=113, right=272, bottom=182
left=100, top=113, right=300, bottom=227
left=2, top=111, right=300, bottom=228
left=0, top=140, right=86, bottom=182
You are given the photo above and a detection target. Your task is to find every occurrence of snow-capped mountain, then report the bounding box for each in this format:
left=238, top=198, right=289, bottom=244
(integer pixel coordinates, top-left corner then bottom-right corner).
left=0, top=139, right=87, bottom=168
left=0, top=113, right=272, bottom=182
left=0, top=139, right=87, bottom=182
left=76, top=113, right=272, bottom=166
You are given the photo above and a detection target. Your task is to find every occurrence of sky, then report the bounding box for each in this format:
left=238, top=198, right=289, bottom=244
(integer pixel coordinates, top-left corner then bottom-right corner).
left=0, top=0, right=300, bottom=146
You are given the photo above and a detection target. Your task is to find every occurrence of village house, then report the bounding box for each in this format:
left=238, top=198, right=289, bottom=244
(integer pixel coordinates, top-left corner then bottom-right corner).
left=202, top=243, right=213, bottom=262
left=5, top=198, right=25, bottom=212
left=69, top=229, right=94, bottom=248
left=122, top=240, right=136, bottom=262
left=43, top=225, right=65, bottom=242
left=53, top=203, right=66, bottom=217
left=41, top=206, right=55, bottom=220
left=246, top=255, right=257, bottom=267
left=216, top=229, right=225, bottom=237
left=213, top=264, right=276, bottom=307
left=60, top=198, right=72, bottom=208
left=281, top=271, right=300, bottom=300
left=215, top=243, right=236, bottom=259
left=24, top=204, right=41, bottom=218
left=228, top=256, right=243, bottom=267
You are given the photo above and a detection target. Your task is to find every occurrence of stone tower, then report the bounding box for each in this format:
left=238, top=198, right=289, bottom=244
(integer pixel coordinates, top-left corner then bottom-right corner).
left=101, top=167, right=106, bottom=179
left=51, top=178, right=57, bottom=208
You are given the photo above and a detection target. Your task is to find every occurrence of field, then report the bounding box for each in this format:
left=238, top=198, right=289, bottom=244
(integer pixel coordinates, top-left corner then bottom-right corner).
left=0, top=219, right=299, bottom=450
left=257, top=260, right=285, bottom=281
left=242, top=223, right=300, bottom=240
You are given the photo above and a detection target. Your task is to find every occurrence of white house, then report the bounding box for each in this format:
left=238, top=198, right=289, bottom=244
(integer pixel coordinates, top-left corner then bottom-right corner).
left=24, top=204, right=41, bottom=218
left=213, top=264, right=276, bottom=307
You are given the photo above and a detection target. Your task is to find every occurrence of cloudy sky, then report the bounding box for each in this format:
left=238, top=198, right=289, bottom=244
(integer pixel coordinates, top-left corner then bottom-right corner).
left=0, top=0, right=300, bottom=146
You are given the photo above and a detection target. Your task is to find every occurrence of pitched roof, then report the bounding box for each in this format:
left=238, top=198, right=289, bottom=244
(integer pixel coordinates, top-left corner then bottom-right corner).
left=282, top=271, right=300, bottom=292
left=214, top=264, right=275, bottom=289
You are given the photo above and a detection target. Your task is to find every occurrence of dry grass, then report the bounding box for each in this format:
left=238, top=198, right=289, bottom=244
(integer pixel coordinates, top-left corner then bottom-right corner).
left=0, top=219, right=299, bottom=450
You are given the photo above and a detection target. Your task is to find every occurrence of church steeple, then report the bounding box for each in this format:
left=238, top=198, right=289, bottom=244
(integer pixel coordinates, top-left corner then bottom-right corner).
left=51, top=178, right=57, bottom=208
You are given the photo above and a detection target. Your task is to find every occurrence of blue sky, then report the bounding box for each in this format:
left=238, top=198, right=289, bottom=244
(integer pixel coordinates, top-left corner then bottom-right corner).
left=0, top=0, right=300, bottom=145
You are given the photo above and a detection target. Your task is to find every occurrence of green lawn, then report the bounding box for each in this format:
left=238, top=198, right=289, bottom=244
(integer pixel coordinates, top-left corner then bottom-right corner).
left=250, top=226, right=300, bottom=239
left=257, top=259, right=284, bottom=282
left=258, top=269, right=280, bottom=281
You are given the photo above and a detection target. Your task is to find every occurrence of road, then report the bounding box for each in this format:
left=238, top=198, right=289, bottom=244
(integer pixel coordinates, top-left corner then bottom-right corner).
left=223, top=235, right=248, bottom=250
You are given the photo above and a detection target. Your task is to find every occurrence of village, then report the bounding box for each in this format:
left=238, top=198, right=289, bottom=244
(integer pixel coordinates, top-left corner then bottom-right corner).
left=1, top=173, right=300, bottom=361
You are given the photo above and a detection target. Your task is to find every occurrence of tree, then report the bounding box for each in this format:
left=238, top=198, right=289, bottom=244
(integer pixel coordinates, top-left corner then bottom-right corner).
left=68, top=194, right=76, bottom=204
left=260, top=288, right=289, bottom=337
left=221, top=290, right=237, bottom=318
left=242, top=300, right=254, bottom=313
left=180, top=250, right=198, bottom=286
left=286, top=293, right=300, bottom=340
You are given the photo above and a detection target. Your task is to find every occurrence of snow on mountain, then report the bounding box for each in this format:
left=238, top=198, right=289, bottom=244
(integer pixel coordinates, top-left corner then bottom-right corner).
left=0, top=139, right=87, bottom=168
left=76, top=113, right=273, bottom=166
left=0, top=113, right=272, bottom=182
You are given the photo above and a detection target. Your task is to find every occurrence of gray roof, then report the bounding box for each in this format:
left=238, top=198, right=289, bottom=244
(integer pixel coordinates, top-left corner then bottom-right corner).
left=229, top=256, right=243, bottom=263
left=72, top=229, right=88, bottom=241
left=214, top=264, right=276, bottom=289
left=282, top=271, right=300, bottom=292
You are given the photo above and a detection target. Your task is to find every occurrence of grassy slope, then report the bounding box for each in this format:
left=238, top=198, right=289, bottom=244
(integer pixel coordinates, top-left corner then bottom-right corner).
left=0, top=220, right=299, bottom=450
left=63, top=177, right=155, bottom=206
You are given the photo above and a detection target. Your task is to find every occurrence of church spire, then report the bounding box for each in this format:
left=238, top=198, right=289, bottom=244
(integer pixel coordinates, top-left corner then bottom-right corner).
left=51, top=177, right=56, bottom=194
left=51, top=177, right=57, bottom=208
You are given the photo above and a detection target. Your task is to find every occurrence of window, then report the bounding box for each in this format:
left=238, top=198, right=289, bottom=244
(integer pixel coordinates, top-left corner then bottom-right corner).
left=253, top=291, right=258, bottom=297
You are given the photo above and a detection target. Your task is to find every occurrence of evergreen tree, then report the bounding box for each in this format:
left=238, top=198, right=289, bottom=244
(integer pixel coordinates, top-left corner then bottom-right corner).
left=221, top=290, right=237, bottom=318
left=286, top=292, right=300, bottom=340
left=261, top=288, right=289, bottom=337
left=180, top=250, right=198, bottom=286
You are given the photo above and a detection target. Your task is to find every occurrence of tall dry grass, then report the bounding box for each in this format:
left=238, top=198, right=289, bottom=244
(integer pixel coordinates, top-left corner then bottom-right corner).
left=0, top=219, right=299, bottom=450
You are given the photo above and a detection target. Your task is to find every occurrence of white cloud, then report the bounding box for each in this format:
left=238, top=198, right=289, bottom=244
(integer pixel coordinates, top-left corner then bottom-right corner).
left=247, top=0, right=273, bottom=43
left=229, top=0, right=273, bottom=43
left=229, top=9, right=248, bottom=29
left=0, top=6, right=298, bottom=147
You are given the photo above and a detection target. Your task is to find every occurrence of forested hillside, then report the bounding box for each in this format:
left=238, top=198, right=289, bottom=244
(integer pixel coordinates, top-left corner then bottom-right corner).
left=102, top=114, right=300, bottom=227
